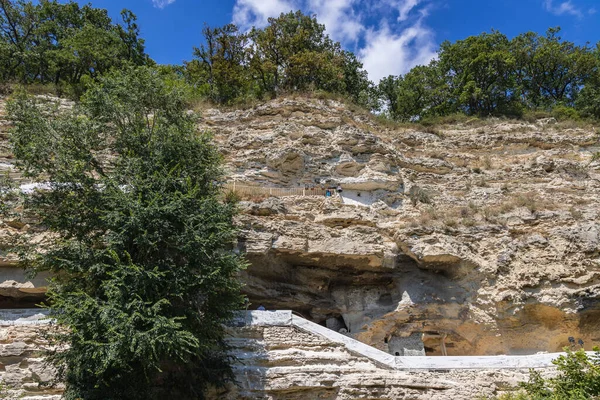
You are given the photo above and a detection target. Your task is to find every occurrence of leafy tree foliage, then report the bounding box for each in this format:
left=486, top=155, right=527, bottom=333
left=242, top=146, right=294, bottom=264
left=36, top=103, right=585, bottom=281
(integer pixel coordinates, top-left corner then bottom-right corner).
left=185, top=11, right=373, bottom=105
left=0, top=174, right=17, bottom=217
left=0, top=0, right=149, bottom=88
left=8, top=67, right=245, bottom=400
left=500, top=349, right=600, bottom=400
left=187, top=23, right=250, bottom=104
left=378, top=63, right=450, bottom=121
left=380, top=27, right=600, bottom=120
left=439, top=30, right=520, bottom=116
left=511, top=28, right=596, bottom=107
left=575, top=44, right=600, bottom=119
left=249, top=11, right=345, bottom=95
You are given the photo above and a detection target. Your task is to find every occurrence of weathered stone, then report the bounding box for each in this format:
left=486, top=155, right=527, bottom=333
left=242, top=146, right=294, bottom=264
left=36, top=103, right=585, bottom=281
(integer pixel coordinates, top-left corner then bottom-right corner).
left=2, top=95, right=600, bottom=396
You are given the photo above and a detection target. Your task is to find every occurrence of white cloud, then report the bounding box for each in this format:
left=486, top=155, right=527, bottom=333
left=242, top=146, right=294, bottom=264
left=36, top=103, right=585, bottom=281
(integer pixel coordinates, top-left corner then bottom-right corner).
left=233, top=0, right=363, bottom=42
left=308, top=0, right=363, bottom=43
left=393, top=0, right=422, bottom=21
left=233, top=0, right=298, bottom=30
left=231, top=0, right=438, bottom=82
left=152, top=0, right=176, bottom=9
left=359, top=21, right=436, bottom=82
left=543, top=0, right=583, bottom=18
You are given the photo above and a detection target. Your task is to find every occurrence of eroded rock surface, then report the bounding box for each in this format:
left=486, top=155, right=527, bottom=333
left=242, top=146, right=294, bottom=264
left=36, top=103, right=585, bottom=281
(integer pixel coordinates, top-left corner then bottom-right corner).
left=0, top=324, right=60, bottom=400
left=1, top=95, right=599, bottom=397
left=203, top=97, right=600, bottom=357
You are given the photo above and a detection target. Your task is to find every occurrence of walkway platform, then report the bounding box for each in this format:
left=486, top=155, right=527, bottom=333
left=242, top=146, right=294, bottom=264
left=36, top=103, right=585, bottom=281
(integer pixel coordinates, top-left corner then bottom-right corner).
left=234, top=310, right=592, bottom=370
left=5, top=308, right=588, bottom=370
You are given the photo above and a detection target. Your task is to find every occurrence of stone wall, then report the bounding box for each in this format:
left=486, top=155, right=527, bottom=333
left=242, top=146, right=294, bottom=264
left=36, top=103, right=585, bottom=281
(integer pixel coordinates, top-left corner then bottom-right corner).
left=0, top=323, right=60, bottom=400
left=389, top=333, right=426, bottom=357
left=218, top=315, right=552, bottom=400
left=0, top=310, right=564, bottom=399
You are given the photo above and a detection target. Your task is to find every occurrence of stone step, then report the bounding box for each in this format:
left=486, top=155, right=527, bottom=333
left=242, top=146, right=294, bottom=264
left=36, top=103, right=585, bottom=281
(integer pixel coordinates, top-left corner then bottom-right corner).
left=238, top=311, right=596, bottom=370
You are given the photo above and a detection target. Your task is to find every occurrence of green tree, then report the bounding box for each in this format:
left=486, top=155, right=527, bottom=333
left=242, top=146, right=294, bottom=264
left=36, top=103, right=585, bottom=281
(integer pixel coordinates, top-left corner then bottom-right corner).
left=249, top=11, right=331, bottom=94
left=189, top=23, right=250, bottom=104
left=8, top=67, right=245, bottom=399
left=389, top=68, right=431, bottom=121
left=377, top=27, right=600, bottom=121
left=575, top=43, right=600, bottom=118
left=248, top=11, right=365, bottom=97
left=117, top=9, right=148, bottom=66
left=340, top=50, right=371, bottom=105
left=186, top=11, right=371, bottom=105
left=0, top=0, right=149, bottom=88
left=378, top=62, right=450, bottom=121
left=0, top=0, right=39, bottom=81
left=0, top=173, right=17, bottom=217
left=438, top=30, right=519, bottom=116
left=502, top=348, right=600, bottom=399
left=511, top=28, right=596, bottom=108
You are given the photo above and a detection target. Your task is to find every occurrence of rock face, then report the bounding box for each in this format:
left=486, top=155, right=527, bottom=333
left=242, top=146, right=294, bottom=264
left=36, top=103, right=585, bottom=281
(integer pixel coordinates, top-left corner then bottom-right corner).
left=203, top=99, right=403, bottom=193
left=203, top=97, right=600, bottom=358
left=1, top=95, right=600, bottom=397
left=0, top=324, right=61, bottom=400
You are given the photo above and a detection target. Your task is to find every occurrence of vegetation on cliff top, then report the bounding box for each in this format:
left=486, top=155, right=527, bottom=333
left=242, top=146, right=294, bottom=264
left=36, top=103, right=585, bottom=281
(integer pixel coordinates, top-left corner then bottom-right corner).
left=182, top=11, right=370, bottom=106
left=4, top=1, right=600, bottom=123
left=381, top=27, right=600, bottom=122
left=0, top=0, right=149, bottom=95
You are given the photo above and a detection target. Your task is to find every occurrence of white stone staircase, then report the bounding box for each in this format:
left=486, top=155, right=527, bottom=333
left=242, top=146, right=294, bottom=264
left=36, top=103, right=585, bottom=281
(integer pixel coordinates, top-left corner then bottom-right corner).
left=236, top=310, right=593, bottom=370
left=4, top=308, right=592, bottom=370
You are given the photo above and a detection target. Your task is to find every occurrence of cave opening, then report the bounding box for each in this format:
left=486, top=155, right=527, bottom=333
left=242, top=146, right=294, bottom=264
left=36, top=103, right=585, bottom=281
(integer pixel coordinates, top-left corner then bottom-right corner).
left=0, top=295, right=47, bottom=309
left=325, top=315, right=349, bottom=333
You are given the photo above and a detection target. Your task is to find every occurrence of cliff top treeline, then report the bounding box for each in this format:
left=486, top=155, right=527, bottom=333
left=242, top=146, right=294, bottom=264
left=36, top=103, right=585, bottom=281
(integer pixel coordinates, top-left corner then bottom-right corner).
left=0, top=0, right=149, bottom=91
left=381, top=27, right=600, bottom=121
left=3, top=0, right=600, bottom=120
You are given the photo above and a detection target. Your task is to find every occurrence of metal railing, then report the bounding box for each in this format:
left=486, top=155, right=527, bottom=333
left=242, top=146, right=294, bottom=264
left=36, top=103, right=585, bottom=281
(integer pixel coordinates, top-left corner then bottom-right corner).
left=223, top=182, right=329, bottom=198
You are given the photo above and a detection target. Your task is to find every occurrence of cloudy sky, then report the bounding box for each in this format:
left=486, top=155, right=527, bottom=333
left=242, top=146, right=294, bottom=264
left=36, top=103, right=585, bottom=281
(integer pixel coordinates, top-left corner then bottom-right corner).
left=91, top=0, right=600, bottom=83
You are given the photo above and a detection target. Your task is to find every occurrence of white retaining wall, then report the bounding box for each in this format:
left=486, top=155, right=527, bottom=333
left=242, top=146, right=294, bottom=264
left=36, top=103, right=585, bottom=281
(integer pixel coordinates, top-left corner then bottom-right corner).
left=0, top=308, right=50, bottom=326
left=240, top=310, right=591, bottom=370
left=7, top=308, right=587, bottom=370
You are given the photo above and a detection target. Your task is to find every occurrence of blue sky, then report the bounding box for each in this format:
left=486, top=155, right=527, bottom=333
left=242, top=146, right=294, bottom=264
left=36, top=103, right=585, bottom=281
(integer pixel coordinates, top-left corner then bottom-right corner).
left=89, top=0, right=600, bottom=82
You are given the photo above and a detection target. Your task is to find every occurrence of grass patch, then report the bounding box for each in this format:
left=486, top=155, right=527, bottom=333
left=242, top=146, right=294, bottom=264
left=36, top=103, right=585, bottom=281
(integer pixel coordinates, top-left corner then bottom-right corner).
left=408, top=185, right=433, bottom=206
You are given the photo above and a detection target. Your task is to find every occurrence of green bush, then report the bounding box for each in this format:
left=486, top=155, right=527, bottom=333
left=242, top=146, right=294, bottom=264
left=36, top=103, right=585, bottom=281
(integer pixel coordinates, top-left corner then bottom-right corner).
left=551, top=105, right=581, bottom=121
left=496, top=348, right=600, bottom=400
left=8, top=67, right=245, bottom=400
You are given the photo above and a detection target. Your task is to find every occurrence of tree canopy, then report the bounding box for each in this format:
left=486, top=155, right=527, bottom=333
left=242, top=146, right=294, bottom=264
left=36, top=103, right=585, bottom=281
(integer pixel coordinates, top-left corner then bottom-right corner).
left=0, top=0, right=149, bottom=89
left=184, top=11, right=372, bottom=105
left=8, top=67, right=245, bottom=399
left=4, top=1, right=600, bottom=121
left=182, top=18, right=600, bottom=120
left=380, top=27, right=600, bottom=121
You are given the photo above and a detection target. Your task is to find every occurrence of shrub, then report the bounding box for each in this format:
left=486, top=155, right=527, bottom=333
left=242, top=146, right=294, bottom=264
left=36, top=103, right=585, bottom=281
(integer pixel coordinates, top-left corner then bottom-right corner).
left=497, top=348, right=600, bottom=400
left=8, top=67, right=245, bottom=400
left=408, top=185, right=433, bottom=206
left=551, top=105, right=581, bottom=121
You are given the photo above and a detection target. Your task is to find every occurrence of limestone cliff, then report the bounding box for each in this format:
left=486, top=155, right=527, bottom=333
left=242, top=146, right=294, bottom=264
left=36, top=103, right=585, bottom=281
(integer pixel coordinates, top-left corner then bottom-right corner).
left=1, top=95, right=599, bottom=398
left=201, top=97, right=600, bottom=357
